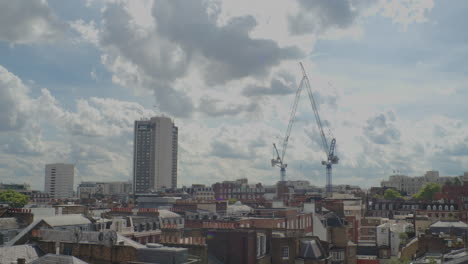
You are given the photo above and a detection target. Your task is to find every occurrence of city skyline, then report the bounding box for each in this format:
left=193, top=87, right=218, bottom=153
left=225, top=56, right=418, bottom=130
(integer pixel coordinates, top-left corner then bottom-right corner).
left=0, top=0, right=467, bottom=189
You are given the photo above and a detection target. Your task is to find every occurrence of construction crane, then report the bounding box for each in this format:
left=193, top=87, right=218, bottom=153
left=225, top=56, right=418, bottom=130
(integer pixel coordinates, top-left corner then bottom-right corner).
left=300, top=62, right=339, bottom=197
left=271, top=75, right=306, bottom=182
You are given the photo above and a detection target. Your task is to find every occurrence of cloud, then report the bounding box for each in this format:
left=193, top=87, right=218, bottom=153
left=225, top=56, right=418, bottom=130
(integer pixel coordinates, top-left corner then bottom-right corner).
left=0, top=64, right=152, bottom=186
left=0, top=0, right=66, bottom=44
left=69, top=19, right=99, bottom=45
left=0, top=65, right=30, bottom=131
left=363, top=111, right=401, bottom=145
left=210, top=140, right=251, bottom=160
left=377, top=0, right=435, bottom=29
left=289, top=0, right=358, bottom=35
left=152, top=0, right=303, bottom=84
left=242, top=71, right=297, bottom=97
left=198, top=97, right=259, bottom=117
left=85, top=0, right=303, bottom=118
left=35, top=89, right=156, bottom=137
left=288, top=0, right=435, bottom=36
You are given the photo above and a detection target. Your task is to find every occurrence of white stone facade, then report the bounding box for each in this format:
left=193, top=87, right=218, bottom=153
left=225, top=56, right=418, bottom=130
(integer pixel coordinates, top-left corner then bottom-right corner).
left=44, top=163, right=74, bottom=199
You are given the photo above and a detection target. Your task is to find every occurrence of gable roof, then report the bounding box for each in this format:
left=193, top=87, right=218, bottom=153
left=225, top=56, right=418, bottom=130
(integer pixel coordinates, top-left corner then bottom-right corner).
left=6, top=219, right=51, bottom=246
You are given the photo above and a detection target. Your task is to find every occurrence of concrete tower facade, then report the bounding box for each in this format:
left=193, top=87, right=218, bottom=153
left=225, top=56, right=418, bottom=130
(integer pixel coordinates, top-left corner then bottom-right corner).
left=44, top=163, right=74, bottom=199
left=133, top=116, right=178, bottom=194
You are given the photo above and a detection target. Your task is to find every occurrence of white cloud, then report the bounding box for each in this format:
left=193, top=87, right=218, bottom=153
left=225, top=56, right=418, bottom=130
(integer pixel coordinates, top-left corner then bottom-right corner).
left=70, top=20, right=99, bottom=45
left=376, top=0, right=435, bottom=30
left=0, top=65, right=31, bottom=131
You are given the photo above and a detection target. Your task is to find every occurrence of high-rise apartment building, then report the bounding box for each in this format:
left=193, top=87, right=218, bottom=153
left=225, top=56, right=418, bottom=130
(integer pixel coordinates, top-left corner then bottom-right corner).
left=133, top=116, right=178, bottom=194
left=44, top=163, right=74, bottom=199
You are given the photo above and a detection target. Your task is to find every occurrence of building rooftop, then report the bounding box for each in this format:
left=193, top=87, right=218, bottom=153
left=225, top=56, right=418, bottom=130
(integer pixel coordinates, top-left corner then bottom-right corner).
left=40, top=214, right=91, bottom=227
left=158, top=209, right=181, bottom=218
left=30, top=254, right=89, bottom=264
left=430, top=221, right=468, bottom=228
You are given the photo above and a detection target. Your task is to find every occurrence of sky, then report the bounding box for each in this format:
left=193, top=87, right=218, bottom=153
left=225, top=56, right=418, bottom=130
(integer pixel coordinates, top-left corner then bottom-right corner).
left=0, top=0, right=467, bottom=190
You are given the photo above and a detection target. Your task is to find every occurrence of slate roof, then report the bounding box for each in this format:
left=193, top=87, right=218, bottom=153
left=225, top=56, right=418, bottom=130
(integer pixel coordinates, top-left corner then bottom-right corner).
left=0, top=244, right=42, bottom=263
left=322, top=212, right=345, bottom=227
left=298, top=238, right=326, bottom=260
left=0, top=217, right=19, bottom=230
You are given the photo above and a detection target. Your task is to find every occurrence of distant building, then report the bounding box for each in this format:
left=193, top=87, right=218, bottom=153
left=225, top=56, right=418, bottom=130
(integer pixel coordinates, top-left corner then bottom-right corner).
left=212, top=178, right=265, bottom=202
left=183, top=184, right=214, bottom=201
left=376, top=222, right=413, bottom=257
left=77, top=181, right=132, bottom=198
left=133, top=116, right=178, bottom=194
left=44, top=163, right=74, bottom=199
left=381, top=171, right=466, bottom=195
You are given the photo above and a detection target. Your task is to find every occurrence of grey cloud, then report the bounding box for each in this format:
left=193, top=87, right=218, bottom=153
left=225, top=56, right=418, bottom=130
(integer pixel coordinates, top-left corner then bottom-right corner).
left=152, top=0, right=303, bottom=85
left=363, top=112, right=401, bottom=145
left=243, top=72, right=297, bottom=97
left=100, top=3, right=194, bottom=118
left=0, top=0, right=66, bottom=44
left=101, top=4, right=189, bottom=82
left=210, top=140, right=251, bottom=160
left=289, top=0, right=363, bottom=35
left=99, top=0, right=302, bottom=117
left=433, top=125, right=447, bottom=137
left=442, top=137, right=468, bottom=157
left=198, top=97, right=259, bottom=117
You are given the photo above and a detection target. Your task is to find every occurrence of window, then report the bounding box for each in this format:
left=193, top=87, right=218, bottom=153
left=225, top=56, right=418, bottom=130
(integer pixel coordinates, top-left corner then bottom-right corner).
left=281, top=246, right=289, bottom=259
left=257, top=234, right=266, bottom=257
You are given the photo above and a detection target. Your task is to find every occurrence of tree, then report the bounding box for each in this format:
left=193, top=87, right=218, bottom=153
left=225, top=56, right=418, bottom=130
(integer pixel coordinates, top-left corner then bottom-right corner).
left=454, top=177, right=462, bottom=186
left=384, top=188, right=403, bottom=199
left=413, top=183, right=442, bottom=201
left=0, top=189, right=29, bottom=208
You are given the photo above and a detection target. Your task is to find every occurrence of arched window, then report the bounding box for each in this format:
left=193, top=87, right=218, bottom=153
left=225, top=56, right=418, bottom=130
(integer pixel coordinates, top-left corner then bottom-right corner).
left=427, top=205, right=431, bottom=210
left=450, top=205, right=455, bottom=211
left=438, top=205, right=443, bottom=211
left=445, top=205, right=449, bottom=211
left=433, top=205, right=437, bottom=211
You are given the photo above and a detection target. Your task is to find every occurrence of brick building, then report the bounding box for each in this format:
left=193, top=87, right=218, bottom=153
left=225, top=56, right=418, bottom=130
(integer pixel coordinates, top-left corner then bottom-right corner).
left=212, top=178, right=265, bottom=202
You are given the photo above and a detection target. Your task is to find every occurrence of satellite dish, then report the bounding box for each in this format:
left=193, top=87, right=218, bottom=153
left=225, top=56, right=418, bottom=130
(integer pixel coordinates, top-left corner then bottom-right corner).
left=103, top=231, right=118, bottom=247
left=73, top=227, right=83, bottom=243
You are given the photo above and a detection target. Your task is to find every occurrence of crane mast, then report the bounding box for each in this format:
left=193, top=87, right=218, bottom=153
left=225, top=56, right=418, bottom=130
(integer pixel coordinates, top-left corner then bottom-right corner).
left=272, top=63, right=338, bottom=196
left=300, top=62, right=339, bottom=197
left=271, top=76, right=305, bottom=182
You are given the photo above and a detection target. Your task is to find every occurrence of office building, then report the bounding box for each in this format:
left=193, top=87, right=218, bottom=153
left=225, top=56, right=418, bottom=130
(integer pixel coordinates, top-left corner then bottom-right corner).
left=381, top=171, right=467, bottom=195
left=44, top=163, right=74, bottom=199
left=133, top=116, right=178, bottom=194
